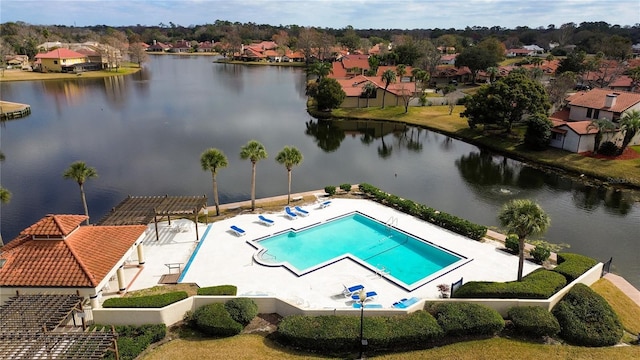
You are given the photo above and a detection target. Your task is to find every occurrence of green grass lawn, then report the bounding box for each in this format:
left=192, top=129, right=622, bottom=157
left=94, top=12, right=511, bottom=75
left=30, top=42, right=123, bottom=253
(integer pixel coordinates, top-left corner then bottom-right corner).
left=331, top=106, right=640, bottom=189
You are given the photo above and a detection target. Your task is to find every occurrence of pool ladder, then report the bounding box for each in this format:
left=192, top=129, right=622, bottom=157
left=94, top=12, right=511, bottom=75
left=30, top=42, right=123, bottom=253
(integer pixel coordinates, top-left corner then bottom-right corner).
left=386, top=216, right=399, bottom=230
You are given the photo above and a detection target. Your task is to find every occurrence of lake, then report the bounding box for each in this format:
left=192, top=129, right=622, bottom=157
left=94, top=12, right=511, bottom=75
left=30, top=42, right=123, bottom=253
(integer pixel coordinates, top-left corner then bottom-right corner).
left=1, top=55, right=638, bottom=287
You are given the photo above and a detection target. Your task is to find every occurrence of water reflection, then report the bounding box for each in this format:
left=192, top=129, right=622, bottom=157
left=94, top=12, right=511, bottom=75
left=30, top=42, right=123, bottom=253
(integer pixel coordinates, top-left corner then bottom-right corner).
left=304, top=119, right=345, bottom=152
left=456, top=150, right=634, bottom=215
left=214, top=62, right=244, bottom=93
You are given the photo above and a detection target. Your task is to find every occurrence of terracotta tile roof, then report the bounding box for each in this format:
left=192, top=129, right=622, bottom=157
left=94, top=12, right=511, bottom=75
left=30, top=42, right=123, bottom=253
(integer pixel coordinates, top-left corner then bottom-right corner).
left=21, top=214, right=87, bottom=238
left=0, top=219, right=146, bottom=288
left=341, top=54, right=370, bottom=72
left=557, top=121, right=601, bottom=135
left=566, top=88, right=640, bottom=113
left=34, top=48, right=86, bottom=59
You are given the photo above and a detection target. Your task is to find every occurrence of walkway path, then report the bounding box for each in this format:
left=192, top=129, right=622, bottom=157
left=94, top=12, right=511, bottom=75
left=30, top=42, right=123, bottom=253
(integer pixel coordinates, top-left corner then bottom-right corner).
left=206, top=189, right=640, bottom=308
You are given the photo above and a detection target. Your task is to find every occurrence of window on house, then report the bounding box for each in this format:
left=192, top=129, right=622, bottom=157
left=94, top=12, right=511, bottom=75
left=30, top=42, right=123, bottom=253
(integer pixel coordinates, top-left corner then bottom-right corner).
left=53, top=60, right=58, bottom=65
left=593, top=109, right=600, bottom=119
left=551, top=132, right=563, bottom=141
left=586, top=108, right=592, bottom=118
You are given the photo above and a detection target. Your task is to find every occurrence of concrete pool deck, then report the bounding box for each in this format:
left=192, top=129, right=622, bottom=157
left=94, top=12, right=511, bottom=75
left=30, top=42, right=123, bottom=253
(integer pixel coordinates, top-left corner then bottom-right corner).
left=114, top=197, right=541, bottom=309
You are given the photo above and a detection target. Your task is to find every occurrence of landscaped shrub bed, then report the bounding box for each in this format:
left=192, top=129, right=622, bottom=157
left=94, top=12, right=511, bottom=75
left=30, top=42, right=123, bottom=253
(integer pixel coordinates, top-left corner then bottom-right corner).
left=552, top=284, right=623, bottom=346
left=192, top=302, right=243, bottom=337
left=452, top=269, right=567, bottom=299
left=224, top=297, right=258, bottom=326
left=197, top=285, right=237, bottom=296
left=276, top=312, right=443, bottom=353
left=425, top=302, right=505, bottom=337
left=91, top=324, right=166, bottom=360
left=553, top=253, right=598, bottom=282
left=358, top=183, right=487, bottom=240
left=102, top=291, right=188, bottom=308
left=507, top=306, right=560, bottom=337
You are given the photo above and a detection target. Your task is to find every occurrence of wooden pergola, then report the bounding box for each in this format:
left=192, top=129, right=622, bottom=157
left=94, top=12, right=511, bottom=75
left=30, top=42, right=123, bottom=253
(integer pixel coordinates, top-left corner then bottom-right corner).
left=0, top=294, right=118, bottom=359
left=97, top=195, right=208, bottom=241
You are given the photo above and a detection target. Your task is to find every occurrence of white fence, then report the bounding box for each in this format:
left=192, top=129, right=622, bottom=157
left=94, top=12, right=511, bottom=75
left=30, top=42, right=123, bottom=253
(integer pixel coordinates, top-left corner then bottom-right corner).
left=92, top=263, right=603, bottom=326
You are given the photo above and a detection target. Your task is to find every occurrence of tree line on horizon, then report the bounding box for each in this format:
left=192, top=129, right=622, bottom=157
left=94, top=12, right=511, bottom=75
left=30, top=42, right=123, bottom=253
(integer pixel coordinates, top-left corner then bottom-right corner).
left=1, top=20, right=639, bottom=62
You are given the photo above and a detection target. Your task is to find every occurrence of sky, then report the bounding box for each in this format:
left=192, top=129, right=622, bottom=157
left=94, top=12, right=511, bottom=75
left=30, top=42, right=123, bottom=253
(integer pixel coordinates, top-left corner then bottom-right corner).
left=1, top=0, right=639, bottom=30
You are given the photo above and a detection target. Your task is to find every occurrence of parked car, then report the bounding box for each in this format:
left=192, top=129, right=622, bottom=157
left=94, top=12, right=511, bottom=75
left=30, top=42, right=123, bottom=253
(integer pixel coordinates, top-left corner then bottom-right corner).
left=449, top=80, right=458, bottom=86
left=574, top=84, right=591, bottom=91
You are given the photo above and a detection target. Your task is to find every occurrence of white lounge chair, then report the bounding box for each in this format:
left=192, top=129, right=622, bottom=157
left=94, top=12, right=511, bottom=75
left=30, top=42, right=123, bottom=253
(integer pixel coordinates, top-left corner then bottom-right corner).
left=284, top=207, right=298, bottom=220
left=258, top=215, right=275, bottom=226
left=230, top=225, right=246, bottom=236
left=294, top=206, right=309, bottom=216
left=342, top=284, right=364, bottom=297
left=319, top=200, right=332, bottom=209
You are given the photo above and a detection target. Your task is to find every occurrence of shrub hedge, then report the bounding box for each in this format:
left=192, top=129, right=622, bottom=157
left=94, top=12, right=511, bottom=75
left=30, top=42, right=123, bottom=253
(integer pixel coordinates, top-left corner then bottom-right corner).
left=224, top=298, right=258, bottom=326
left=425, top=302, right=505, bottom=337
left=197, top=285, right=237, bottom=296
left=507, top=306, right=560, bottom=337
left=324, top=185, right=336, bottom=195
left=530, top=245, right=551, bottom=264
left=552, top=283, right=623, bottom=346
left=339, top=183, right=352, bottom=192
left=453, top=269, right=567, bottom=299
left=277, top=312, right=443, bottom=353
left=102, top=291, right=188, bottom=308
left=92, top=324, right=166, bottom=360
left=553, top=253, right=598, bottom=282
left=358, top=183, right=487, bottom=240
left=192, top=303, right=243, bottom=337
left=504, top=234, right=519, bottom=253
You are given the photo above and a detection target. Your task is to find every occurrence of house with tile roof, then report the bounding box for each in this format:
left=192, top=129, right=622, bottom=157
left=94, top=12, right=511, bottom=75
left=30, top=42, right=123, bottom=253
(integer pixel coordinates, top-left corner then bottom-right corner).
left=334, top=75, right=417, bottom=108
left=565, top=88, right=640, bottom=123
left=34, top=48, right=87, bottom=72
left=549, top=116, right=601, bottom=153
left=0, top=214, right=147, bottom=309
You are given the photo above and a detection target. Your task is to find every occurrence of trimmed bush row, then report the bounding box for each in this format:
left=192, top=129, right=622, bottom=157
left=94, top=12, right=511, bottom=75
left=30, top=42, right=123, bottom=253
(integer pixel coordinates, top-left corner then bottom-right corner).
left=102, top=291, right=188, bottom=308
left=92, top=324, right=166, bottom=360
left=277, top=311, right=443, bottom=353
left=358, top=183, right=487, bottom=240
left=188, top=298, right=259, bottom=337
left=553, top=253, right=599, bottom=283
left=425, top=302, right=505, bottom=337
left=508, top=306, right=560, bottom=337
left=552, top=283, right=623, bottom=346
left=197, top=285, right=238, bottom=296
left=453, top=269, right=567, bottom=299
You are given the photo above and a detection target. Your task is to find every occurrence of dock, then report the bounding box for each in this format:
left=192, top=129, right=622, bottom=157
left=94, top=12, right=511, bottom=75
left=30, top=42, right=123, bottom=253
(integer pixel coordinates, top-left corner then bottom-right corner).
left=0, top=101, right=31, bottom=121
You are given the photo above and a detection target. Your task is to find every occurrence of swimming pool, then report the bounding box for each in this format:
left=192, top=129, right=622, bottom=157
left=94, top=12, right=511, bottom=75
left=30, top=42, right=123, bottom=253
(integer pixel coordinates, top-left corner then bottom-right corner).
left=251, top=212, right=469, bottom=290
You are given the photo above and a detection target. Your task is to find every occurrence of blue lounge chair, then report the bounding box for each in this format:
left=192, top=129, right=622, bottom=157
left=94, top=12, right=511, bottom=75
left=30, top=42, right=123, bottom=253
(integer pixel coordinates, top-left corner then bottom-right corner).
left=353, top=303, right=383, bottom=309
left=351, top=291, right=377, bottom=301
left=342, top=284, right=364, bottom=297
left=392, top=297, right=420, bottom=309
left=230, top=225, right=246, bottom=237
left=319, top=200, right=332, bottom=209
left=258, top=215, right=275, bottom=226
left=284, top=207, right=298, bottom=220
left=294, top=206, right=309, bottom=216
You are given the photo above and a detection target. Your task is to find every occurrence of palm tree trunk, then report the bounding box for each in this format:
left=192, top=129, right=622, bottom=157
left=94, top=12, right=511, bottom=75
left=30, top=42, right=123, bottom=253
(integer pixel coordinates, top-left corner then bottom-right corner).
left=80, top=184, right=90, bottom=225
left=212, top=172, right=220, bottom=216
left=287, top=169, right=292, bottom=204
left=251, top=162, right=257, bottom=211
left=517, top=238, right=525, bottom=281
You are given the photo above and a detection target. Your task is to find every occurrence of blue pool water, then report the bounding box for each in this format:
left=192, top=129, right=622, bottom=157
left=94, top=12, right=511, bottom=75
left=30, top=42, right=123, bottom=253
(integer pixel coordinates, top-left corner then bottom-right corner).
left=256, top=213, right=463, bottom=288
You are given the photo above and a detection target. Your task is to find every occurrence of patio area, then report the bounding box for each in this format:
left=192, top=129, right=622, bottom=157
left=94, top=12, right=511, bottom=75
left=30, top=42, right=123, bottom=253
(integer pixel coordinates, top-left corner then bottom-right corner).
left=109, top=198, right=540, bottom=309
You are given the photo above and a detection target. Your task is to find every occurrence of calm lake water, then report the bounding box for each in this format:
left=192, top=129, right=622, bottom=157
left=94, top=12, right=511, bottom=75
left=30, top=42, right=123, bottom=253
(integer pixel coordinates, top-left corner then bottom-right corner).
left=1, top=55, right=638, bottom=287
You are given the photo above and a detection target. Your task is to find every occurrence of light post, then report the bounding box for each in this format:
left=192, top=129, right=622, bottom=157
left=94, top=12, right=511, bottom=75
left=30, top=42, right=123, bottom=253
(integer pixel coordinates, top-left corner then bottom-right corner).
left=357, top=289, right=367, bottom=359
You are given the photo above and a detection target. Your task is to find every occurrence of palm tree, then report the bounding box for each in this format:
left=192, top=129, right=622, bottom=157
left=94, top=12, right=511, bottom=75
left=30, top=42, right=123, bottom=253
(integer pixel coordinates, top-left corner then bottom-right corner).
left=275, top=146, right=303, bottom=204
left=200, top=148, right=228, bottom=216
left=619, top=110, right=640, bottom=154
left=361, top=82, right=377, bottom=107
left=63, top=161, right=98, bottom=225
left=0, top=151, right=8, bottom=246
left=587, top=118, right=616, bottom=154
left=381, top=69, right=396, bottom=109
left=306, top=62, right=332, bottom=82
left=498, top=199, right=550, bottom=281
left=485, top=66, right=499, bottom=83
left=240, top=140, right=268, bottom=211
left=395, top=64, right=407, bottom=82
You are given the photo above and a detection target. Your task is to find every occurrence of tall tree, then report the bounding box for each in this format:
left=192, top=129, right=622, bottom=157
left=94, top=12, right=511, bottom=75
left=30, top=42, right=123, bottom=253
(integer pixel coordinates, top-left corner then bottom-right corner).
left=240, top=140, right=267, bottom=211
left=200, top=148, right=228, bottom=216
left=498, top=199, right=550, bottom=281
left=618, top=110, right=640, bottom=154
left=275, top=146, right=303, bottom=204
left=361, top=82, right=377, bottom=108
left=63, top=161, right=97, bottom=225
left=461, top=72, right=550, bottom=133
left=315, top=77, right=345, bottom=110
left=306, top=61, right=332, bottom=82
left=455, top=46, right=499, bottom=84
left=381, top=69, right=396, bottom=109
left=128, top=42, right=149, bottom=68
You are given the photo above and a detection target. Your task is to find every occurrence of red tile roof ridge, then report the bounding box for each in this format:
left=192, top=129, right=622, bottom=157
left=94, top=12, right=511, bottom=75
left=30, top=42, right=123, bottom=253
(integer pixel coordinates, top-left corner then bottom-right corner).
left=65, top=240, right=99, bottom=287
